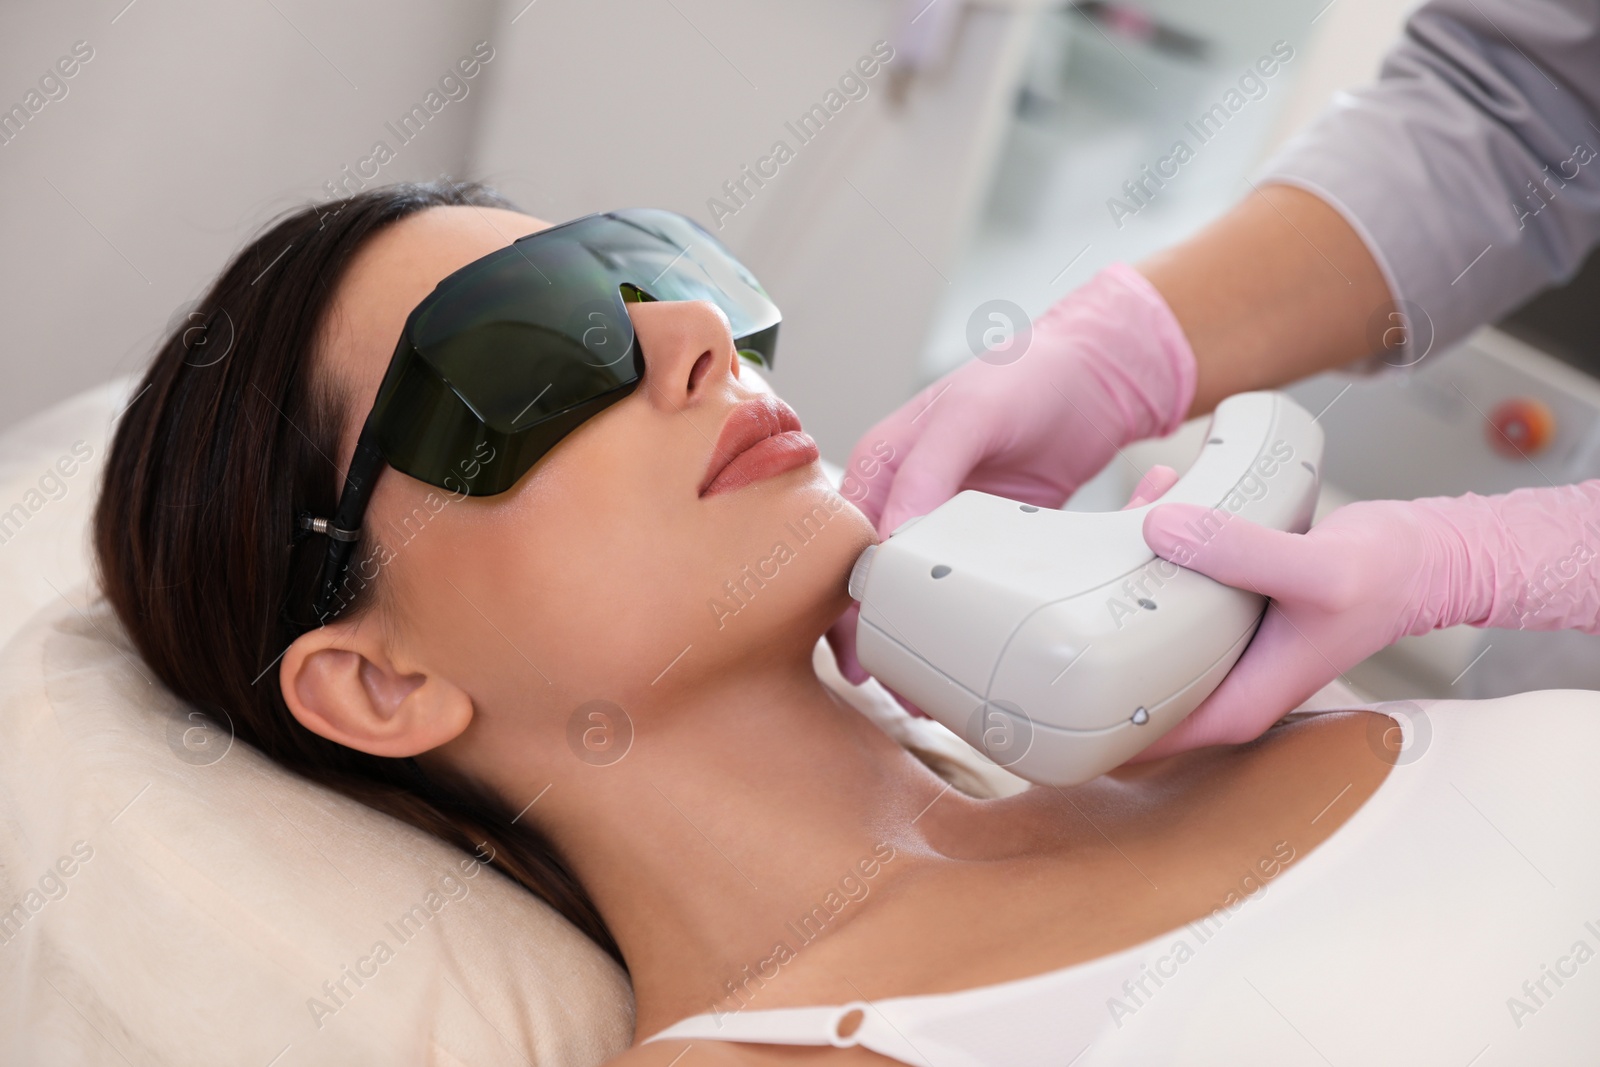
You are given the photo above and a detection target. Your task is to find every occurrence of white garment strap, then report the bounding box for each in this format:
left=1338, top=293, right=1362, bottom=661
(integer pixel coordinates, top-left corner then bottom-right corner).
left=641, top=999, right=942, bottom=1065
left=638, top=945, right=1161, bottom=1066
left=642, top=1004, right=841, bottom=1047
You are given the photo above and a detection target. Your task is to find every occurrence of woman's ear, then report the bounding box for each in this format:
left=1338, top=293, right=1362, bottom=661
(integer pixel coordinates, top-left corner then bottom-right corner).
left=279, top=614, right=472, bottom=758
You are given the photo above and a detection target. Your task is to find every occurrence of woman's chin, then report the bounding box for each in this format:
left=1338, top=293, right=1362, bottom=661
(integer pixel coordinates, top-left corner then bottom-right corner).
left=700, top=468, right=872, bottom=616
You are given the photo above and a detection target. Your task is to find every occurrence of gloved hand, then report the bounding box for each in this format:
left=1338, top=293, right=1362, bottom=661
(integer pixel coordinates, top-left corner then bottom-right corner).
left=838, top=464, right=1184, bottom=718
left=828, top=263, right=1198, bottom=685
left=1129, top=480, right=1600, bottom=760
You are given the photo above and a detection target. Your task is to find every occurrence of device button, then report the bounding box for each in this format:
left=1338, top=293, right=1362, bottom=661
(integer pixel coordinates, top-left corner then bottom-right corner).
left=1486, top=397, right=1555, bottom=458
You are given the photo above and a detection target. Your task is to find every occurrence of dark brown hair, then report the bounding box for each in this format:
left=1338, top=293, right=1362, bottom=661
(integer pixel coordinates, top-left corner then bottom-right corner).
left=91, top=180, right=624, bottom=968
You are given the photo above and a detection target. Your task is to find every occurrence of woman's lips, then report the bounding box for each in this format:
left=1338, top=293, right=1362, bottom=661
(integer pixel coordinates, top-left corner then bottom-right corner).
left=700, top=395, right=820, bottom=498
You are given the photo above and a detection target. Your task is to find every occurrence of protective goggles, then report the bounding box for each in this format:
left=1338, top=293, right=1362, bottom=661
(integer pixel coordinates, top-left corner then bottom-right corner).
left=292, top=207, right=781, bottom=628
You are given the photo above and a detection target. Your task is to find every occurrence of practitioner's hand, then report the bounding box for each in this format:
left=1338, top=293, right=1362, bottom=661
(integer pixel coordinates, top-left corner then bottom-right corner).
left=830, top=465, right=1183, bottom=719
left=1134, top=478, right=1600, bottom=757
left=827, top=263, right=1198, bottom=686
left=1128, top=498, right=1460, bottom=759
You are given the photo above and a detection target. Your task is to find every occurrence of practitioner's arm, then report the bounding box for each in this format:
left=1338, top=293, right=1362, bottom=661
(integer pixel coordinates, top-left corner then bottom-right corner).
left=1143, top=0, right=1600, bottom=417
left=1137, top=184, right=1390, bottom=418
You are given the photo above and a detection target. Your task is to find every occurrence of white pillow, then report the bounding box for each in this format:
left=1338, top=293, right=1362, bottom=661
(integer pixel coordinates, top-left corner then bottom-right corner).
left=0, top=378, right=632, bottom=1065
left=0, top=582, right=636, bottom=1066
left=0, top=374, right=137, bottom=652
left=0, top=376, right=1020, bottom=1065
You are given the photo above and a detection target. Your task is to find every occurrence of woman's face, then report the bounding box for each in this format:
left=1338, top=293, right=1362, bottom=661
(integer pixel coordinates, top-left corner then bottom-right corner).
left=284, top=205, right=876, bottom=764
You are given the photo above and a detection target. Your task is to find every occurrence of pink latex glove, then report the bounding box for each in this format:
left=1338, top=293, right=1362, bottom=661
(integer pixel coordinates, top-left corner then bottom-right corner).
left=828, top=263, right=1197, bottom=686
left=1130, top=480, right=1600, bottom=760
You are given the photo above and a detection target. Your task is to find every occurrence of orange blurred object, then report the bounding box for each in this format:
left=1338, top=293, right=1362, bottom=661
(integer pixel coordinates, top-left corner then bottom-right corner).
left=1486, top=397, right=1556, bottom=458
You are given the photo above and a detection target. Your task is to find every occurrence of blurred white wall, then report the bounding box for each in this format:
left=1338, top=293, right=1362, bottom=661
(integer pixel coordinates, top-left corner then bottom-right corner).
left=0, top=0, right=496, bottom=433
left=1, top=0, right=1418, bottom=464
left=1, top=0, right=951, bottom=463
left=468, top=0, right=927, bottom=462
left=1256, top=0, right=1417, bottom=164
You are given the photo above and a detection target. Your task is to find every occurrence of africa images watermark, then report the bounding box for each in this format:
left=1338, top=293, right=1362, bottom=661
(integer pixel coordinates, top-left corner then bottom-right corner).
left=0, top=441, right=96, bottom=548
left=704, top=40, right=895, bottom=230
left=704, top=842, right=899, bottom=1026
left=1505, top=915, right=1600, bottom=1030
left=1105, top=838, right=1296, bottom=1027
left=167, top=704, right=235, bottom=767
left=1106, top=39, right=1296, bottom=229
left=839, top=439, right=895, bottom=505
left=305, top=849, right=493, bottom=1030
left=317, top=440, right=497, bottom=622
left=314, top=39, right=496, bottom=219
left=1515, top=517, right=1600, bottom=626
left=0, top=39, right=96, bottom=149
left=0, top=841, right=95, bottom=949
left=566, top=698, right=634, bottom=767
left=1104, top=437, right=1300, bottom=629
left=1512, top=140, right=1596, bottom=232
left=708, top=491, right=855, bottom=630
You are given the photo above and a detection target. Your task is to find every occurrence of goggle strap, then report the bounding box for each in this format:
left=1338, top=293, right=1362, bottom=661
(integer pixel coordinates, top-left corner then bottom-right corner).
left=298, top=514, right=360, bottom=542
left=308, top=418, right=387, bottom=623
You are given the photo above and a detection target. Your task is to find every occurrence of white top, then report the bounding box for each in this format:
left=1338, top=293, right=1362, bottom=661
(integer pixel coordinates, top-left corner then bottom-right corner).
left=642, top=695, right=1600, bottom=1065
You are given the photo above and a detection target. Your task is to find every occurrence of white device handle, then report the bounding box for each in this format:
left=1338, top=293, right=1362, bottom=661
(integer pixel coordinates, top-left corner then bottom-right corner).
left=849, top=391, right=1323, bottom=786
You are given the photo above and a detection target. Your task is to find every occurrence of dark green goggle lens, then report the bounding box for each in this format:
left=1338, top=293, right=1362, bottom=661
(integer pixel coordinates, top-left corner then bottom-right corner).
left=366, top=207, right=780, bottom=497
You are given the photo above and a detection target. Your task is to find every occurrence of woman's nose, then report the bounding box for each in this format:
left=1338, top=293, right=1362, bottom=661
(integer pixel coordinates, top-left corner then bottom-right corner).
left=625, top=299, right=740, bottom=412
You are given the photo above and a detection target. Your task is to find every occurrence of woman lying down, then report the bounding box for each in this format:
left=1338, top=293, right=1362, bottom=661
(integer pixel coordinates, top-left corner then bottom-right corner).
left=93, top=180, right=1600, bottom=1066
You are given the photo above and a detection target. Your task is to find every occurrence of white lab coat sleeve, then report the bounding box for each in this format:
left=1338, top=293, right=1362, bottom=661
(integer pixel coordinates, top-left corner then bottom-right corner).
left=1255, top=0, right=1600, bottom=372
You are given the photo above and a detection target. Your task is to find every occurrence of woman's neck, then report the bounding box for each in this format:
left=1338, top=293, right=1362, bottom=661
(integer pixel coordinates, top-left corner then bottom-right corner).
left=493, top=644, right=994, bottom=1036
